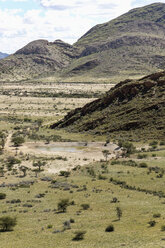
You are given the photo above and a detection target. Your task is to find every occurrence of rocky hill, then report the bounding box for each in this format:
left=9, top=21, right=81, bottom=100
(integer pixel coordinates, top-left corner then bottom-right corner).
left=51, top=71, right=165, bottom=140
left=1, top=3, right=165, bottom=81
left=62, top=3, right=165, bottom=79
left=0, top=39, right=79, bottom=81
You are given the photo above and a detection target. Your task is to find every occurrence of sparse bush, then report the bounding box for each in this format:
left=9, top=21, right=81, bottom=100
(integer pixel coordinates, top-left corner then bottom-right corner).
left=105, top=224, right=114, bottom=232
left=137, top=154, right=148, bottom=159
left=149, top=141, right=158, bottom=146
left=0, top=216, right=17, bottom=231
left=161, top=225, right=165, bottom=231
left=102, top=150, right=110, bottom=161
left=81, top=204, right=90, bottom=210
left=153, top=213, right=161, bottom=218
left=87, top=168, right=96, bottom=177
left=98, top=174, right=107, bottom=180
left=0, top=193, right=6, bottom=200
left=139, top=163, right=148, bottom=168
left=111, top=160, right=120, bottom=165
left=59, top=171, right=70, bottom=177
left=70, top=218, right=75, bottom=223
left=47, top=224, right=53, bottom=229
left=12, top=136, right=24, bottom=147
left=63, top=221, right=71, bottom=230
left=116, top=207, right=122, bottom=220
left=57, top=199, right=69, bottom=213
left=72, top=231, right=86, bottom=241
left=111, top=197, right=119, bottom=203
left=148, top=220, right=156, bottom=227
left=6, top=156, right=21, bottom=171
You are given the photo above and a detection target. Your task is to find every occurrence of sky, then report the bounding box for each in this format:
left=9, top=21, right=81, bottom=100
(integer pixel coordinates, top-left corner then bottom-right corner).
left=0, top=0, right=164, bottom=53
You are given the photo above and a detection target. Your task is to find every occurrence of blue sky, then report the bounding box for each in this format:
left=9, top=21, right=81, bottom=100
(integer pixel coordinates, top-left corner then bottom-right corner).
left=0, top=0, right=165, bottom=53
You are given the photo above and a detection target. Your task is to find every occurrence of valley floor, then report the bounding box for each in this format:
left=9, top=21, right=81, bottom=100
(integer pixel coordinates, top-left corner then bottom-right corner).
left=0, top=79, right=164, bottom=247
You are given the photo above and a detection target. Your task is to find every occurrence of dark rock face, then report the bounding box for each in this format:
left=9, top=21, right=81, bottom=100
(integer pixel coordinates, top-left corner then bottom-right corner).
left=51, top=71, right=165, bottom=140
left=15, top=40, right=49, bottom=55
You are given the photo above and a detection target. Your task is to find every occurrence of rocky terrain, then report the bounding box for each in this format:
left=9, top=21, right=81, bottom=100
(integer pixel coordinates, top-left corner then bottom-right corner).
left=51, top=71, right=165, bottom=140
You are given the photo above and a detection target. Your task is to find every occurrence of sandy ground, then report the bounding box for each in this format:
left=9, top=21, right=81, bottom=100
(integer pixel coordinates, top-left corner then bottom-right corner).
left=5, top=135, right=121, bottom=174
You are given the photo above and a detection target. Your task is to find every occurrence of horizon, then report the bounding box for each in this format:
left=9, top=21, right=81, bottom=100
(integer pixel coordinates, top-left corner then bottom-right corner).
left=0, top=0, right=165, bottom=54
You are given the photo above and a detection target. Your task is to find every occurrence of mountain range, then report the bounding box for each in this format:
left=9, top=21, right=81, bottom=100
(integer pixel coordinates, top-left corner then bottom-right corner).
left=0, top=52, right=9, bottom=59
left=1, top=3, right=165, bottom=81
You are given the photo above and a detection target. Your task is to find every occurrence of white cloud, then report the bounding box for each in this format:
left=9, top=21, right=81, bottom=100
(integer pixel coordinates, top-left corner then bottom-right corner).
left=0, top=0, right=164, bottom=53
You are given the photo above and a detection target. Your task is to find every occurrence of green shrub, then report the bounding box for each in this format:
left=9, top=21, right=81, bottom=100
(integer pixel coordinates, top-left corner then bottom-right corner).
left=105, top=224, right=114, bottom=232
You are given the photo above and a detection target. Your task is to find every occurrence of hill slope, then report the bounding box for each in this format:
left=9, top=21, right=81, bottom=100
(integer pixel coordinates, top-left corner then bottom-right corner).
left=62, top=3, right=165, bottom=79
left=0, top=39, right=79, bottom=81
left=51, top=71, right=165, bottom=140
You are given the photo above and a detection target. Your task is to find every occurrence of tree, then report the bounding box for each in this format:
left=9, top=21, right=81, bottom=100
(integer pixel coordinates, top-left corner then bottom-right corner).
left=0, top=166, right=5, bottom=177
left=102, top=150, right=110, bottom=162
left=116, top=207, right=122, bottom=220
left=12, top=136, right=25, bottom=147
left=33, top=160, right=46, bottom=172
left=0, top=216, right=17, bottom=231
left=36, top=118, right=43, bottom=131
left=19, top=166, right=28, bottom=177
left=118, top=140, right=136, bottom=157
left=0, top=138, right=5, bottom=150
left=0, top=132, right=6, bottom=150
left=6, top=156, right=21, bottom=171
left=57, top=199, right=69, bottom=213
